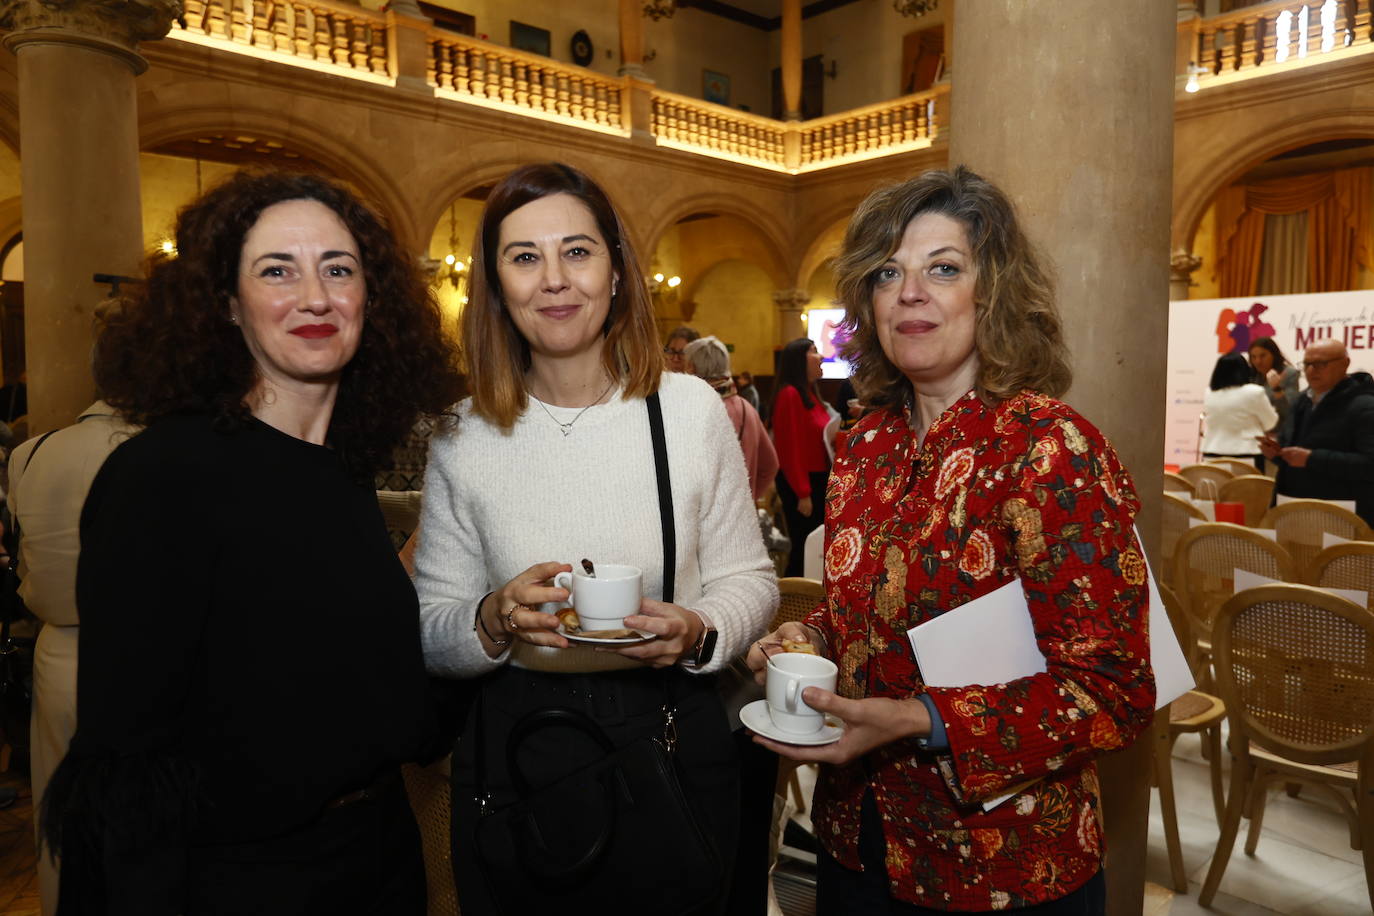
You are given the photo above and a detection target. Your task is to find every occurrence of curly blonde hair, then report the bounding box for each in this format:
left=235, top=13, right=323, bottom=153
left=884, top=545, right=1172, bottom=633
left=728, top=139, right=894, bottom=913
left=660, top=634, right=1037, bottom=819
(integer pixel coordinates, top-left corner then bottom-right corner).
left=833, top=166, right=1070, bottom=408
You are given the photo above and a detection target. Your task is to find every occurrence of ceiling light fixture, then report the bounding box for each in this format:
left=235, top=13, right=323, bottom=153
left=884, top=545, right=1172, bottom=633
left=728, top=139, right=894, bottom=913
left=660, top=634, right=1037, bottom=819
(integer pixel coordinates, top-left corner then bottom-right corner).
left=892, top=0, right=938, bottom=18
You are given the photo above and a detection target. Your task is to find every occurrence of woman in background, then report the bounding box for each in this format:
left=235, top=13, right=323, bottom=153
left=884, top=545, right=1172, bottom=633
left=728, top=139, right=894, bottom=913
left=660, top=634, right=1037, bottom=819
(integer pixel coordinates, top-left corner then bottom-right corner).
left=1203, top=351, right=1277, bottom=472
left=1248, top=336, right=1300, bottom=426
left=685, top=335, right=778, bottom=500
left=770, top=337, right=831, bottom=576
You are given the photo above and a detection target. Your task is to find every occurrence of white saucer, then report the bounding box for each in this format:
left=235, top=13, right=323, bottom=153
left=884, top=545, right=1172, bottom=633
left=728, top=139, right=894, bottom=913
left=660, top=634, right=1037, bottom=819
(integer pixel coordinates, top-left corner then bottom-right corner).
left=739, top=699, right=844, bottom=746
left=558, top=624, right=655, bottom=646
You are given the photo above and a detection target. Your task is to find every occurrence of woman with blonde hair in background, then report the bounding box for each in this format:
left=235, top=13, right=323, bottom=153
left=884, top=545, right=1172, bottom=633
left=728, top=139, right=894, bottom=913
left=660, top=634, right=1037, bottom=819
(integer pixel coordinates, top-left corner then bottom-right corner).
left=684, top=335, right=778, bottom=500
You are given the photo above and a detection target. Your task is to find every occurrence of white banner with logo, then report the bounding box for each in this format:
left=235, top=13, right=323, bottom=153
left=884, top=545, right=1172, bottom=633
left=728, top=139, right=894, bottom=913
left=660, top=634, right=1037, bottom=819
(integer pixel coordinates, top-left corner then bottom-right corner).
left=1165, top=291, right=1374, bottom=466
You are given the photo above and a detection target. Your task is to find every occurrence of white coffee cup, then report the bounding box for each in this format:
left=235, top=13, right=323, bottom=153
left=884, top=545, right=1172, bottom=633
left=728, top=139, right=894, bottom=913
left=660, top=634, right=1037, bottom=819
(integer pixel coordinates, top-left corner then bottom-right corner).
left=765, top=652, right=838, bottom=734
left=552, top=564, right=643, bottom=631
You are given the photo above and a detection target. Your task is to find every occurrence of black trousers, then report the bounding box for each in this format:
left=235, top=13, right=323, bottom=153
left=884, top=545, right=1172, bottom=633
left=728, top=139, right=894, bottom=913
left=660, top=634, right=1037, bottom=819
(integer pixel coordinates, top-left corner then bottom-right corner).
left=778, top=470, right=828, bottom=577
left=186, top=771, right=425, bottom=916
left=817, top=793, right=1106, bottom=916
left=450, top=666, right=740, bottom=916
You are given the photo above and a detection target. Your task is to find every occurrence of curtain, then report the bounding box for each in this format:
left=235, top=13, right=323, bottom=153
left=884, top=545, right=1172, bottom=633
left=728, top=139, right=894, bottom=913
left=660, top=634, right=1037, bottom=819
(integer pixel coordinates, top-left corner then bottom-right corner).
left=1258, top=211, right=1309, bottom=295
left=1214, top=166, right=1371, bottom=298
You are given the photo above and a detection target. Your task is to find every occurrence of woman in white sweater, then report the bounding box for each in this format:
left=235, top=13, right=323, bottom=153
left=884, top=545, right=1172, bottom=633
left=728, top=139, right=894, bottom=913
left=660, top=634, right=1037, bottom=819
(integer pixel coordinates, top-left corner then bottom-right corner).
left=1202, top=351, right=1279, bottom=472
left=414, top=163, right=777, bottom=916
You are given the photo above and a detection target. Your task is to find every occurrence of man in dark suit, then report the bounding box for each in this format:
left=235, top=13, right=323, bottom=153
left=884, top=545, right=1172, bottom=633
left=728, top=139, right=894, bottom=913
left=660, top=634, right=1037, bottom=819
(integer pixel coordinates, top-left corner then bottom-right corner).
left=1259, top=339, right=1374, bottom=526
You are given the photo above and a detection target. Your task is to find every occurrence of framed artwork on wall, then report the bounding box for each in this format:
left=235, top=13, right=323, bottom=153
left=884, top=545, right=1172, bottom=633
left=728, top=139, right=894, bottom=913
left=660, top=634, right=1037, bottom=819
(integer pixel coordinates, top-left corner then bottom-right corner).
left=703, top=69, right=730, bottom=106
left=510, top=21, right=550, bottom=57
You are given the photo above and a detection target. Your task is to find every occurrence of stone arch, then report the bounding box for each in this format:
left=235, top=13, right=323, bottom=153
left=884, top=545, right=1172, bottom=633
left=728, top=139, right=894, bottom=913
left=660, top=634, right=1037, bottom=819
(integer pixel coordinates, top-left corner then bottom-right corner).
left=1173, top=110, right=1374, bottom=252
left=795, top=215, right=850, bottom=298
left=643, top=193, right=792, bottom=291
left=138, top=104, right=419, bottom=249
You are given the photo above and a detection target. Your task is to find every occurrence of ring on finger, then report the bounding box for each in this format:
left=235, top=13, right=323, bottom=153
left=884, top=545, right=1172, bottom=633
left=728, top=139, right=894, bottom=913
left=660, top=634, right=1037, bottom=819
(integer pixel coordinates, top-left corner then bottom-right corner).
left=505, top=606, right=525, bottom=631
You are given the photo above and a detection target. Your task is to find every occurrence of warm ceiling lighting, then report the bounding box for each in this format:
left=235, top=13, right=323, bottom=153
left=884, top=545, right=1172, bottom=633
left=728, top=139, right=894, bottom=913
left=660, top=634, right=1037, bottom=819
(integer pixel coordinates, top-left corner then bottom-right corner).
left=667, top=276, right=681, bottom=288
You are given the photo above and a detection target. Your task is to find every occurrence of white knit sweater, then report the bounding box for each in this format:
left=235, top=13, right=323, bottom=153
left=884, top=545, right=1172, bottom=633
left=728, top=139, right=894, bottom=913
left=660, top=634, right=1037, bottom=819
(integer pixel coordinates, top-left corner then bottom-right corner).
left=415, top=371, right=778, bottom=676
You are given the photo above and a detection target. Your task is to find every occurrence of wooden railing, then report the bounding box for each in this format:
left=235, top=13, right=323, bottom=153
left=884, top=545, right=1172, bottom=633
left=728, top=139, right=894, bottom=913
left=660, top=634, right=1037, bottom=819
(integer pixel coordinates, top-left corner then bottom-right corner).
left=798, top=92, right=940, bottom=169
left=429, top=33, right=625, bottom=134
left=1181, top=0, right=1374, bottom=87
left=175, top=0, right=389, bottom=79
left=161, top=0, right=944, bottom=171
left=651, top=94, right=788, bottom=167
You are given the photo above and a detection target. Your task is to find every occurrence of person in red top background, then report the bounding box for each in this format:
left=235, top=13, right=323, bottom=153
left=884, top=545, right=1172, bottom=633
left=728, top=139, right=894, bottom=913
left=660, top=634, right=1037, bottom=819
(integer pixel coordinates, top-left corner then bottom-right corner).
left=771, top=336, right=833, bottom=575
left=747, top=167, right=1155, bottom=914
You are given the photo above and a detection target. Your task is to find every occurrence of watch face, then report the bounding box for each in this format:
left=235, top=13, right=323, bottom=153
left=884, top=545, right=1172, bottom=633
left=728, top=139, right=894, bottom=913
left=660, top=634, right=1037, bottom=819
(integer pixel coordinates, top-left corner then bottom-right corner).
left=697, top=628, right=719, bottom=666
left=571, top=29, right=593, bottom=66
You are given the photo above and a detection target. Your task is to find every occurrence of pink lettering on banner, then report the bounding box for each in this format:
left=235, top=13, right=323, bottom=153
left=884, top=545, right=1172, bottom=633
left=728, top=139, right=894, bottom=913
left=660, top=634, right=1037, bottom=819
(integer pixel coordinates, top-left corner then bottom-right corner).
left=1345, top=325, right=1369, bottom=349
left=1295, top=326, right=1331, bottom=349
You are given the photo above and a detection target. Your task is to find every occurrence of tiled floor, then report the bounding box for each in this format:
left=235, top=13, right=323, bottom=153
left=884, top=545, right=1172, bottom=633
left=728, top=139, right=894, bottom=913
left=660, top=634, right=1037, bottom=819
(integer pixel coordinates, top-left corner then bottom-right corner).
left=0, top=733, right=1366, bottom=916
left=1143, top=731, right=1370, bottom=916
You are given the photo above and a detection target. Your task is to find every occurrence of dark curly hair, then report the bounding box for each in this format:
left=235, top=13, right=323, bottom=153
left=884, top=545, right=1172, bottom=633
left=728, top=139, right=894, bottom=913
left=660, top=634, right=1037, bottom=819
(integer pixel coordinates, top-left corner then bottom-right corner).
left=96, top=170, right=463, bottom=477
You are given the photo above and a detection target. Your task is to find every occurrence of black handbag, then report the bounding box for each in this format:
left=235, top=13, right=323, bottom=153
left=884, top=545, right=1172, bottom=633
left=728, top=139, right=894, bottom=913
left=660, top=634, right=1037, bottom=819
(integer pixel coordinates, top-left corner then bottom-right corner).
left=467, top=391, right=723, bottom=915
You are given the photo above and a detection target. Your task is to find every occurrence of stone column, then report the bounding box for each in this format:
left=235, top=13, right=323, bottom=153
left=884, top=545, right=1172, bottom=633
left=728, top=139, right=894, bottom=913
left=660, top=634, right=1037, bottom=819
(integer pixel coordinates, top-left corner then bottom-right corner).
left=950, top=2, right=1175, bottom=912
left=619, top=0, right=645, bottom=78
left=780, top=0, right=802, bottom=120
left=773, top=288, right=809, bottom=345
left=0, top=0, right=176, bottom=435
left=386, top=0, right=433, bottom=93
left=1170, top=250, right=1203, bottom=301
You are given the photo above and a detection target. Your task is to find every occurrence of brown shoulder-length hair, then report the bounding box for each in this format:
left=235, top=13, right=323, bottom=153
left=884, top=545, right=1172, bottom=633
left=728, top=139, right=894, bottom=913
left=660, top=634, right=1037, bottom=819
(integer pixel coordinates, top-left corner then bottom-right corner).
left=461, top=162, right=661, bottom=430
left=833, top=165, right=1070, bottom=408
left=95, top=169, right=464, bottom=478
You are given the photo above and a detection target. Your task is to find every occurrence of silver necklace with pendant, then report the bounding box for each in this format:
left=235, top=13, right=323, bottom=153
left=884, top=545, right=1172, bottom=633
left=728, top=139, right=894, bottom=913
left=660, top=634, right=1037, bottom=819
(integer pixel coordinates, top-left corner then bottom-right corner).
left=534, top=378, right=615, bottom=437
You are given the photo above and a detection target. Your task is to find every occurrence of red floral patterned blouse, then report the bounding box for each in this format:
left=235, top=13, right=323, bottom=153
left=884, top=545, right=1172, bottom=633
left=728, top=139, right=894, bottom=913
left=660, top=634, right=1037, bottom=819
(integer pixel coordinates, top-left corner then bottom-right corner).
left=806, top=389, right=1155, bottom=911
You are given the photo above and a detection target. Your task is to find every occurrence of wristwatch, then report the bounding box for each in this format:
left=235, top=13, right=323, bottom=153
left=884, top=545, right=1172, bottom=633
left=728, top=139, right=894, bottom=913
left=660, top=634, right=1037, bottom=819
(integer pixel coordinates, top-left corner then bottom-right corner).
left=681, top=617, right=718, bottom=668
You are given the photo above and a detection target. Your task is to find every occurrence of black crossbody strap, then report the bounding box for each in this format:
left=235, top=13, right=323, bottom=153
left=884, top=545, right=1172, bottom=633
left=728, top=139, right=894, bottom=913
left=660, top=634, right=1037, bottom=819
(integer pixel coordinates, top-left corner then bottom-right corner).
left=646, top=392, right=675, bottom=605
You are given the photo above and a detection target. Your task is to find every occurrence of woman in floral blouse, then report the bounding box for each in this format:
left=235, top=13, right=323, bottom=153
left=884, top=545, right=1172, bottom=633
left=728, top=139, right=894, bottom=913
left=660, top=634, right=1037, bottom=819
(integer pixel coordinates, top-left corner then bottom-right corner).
left=746, top=167, right=1155, bottom=914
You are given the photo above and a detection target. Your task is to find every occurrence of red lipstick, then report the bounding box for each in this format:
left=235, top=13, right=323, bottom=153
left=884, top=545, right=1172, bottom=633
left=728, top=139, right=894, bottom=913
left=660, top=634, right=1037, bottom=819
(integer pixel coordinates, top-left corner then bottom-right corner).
left=290, top=324, right=338, bottom=339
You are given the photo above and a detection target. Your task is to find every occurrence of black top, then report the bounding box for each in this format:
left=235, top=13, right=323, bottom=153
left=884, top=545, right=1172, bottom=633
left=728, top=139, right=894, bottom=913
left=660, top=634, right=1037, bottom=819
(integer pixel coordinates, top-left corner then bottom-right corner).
left=50, top=414, right=429, bottom=909
left=1275, top=373, right=1374, bottom=526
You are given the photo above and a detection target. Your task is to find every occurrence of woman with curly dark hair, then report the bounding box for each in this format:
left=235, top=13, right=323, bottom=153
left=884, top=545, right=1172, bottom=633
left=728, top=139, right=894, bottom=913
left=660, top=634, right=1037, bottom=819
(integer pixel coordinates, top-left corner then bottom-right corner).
left=42, top=170, right=463, bottom=916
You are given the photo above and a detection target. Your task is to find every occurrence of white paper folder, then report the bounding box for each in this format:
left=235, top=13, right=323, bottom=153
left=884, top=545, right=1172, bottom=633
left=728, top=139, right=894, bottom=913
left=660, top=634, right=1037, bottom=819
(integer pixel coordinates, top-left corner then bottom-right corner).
left=906, top=530, right=1193, bottom=810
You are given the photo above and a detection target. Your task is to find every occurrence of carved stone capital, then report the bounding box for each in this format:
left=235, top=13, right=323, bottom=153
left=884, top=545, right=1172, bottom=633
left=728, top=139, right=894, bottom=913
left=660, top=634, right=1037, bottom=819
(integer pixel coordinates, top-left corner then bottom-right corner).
left=1, top=0, right=182, bottom=69
left=1169, top=249, right=1203, bottom=281
left=772, top=288, right=811, bottom=309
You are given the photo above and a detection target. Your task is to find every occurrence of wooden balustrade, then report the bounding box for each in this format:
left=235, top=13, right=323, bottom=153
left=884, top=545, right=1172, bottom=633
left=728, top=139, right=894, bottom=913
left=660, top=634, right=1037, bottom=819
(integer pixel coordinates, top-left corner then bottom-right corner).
left=798, top=90, right=940, bottom=169
left=1182, top=0, right=1374, bottom=87
left=428, top=32, right=624, bottom=134
left=650, top=93, right=788, bottom=167
left=172, top=0, right=388, bottom=79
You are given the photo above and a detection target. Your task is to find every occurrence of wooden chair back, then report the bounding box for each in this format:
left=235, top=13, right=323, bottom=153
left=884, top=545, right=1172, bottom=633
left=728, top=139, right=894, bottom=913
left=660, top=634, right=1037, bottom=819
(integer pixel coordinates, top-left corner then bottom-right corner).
left=1207, top=457, right=1261, bottom=478
left=1179, top=463, right=1234, bottom=493
left=1172, top=523, right=1298, bottom=644
left=376, top=489, right=422, bottom=548
left=772, top=577, right=824, bottom=632
left=1163, top=471, right=1195, bottom=496
left=1259, top=499, right=1374, bottom=576
left=1213, top=583, right=1374, bottom=767
left=1161, top=492, right=1207, bottom=587
left=1217, top=474, right=1275, bottom=528
left=1307, top=542, right=1374, bottom=612
left=1158, top=582, right=1204, bottom=681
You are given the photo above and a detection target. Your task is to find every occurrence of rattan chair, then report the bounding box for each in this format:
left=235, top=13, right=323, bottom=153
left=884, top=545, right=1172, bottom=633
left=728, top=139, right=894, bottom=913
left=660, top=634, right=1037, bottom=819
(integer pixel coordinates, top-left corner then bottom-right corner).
left=1206, top=457, right=1262, bottom=478
left=1216, top=474, right=1275, bottom=528
left=1163, top=471, right=1195, bottom=496
left=402, top=759, right=459, bottom=916
left=1152, top=583, right=1227, bottom=893
left=376, top=489, right=423, bottom=548
left=1198, top=584, right=1374, bottom=911
left=1259, top=499, right=1374, bottom=577
left=1161, top=492, right=1208, bottom=589
left=1178, top=463, right=1234, bottom=494
left=1172, top=523, right=1298, bottom=680
left=773, top=576, right=825, bottom=631
left=1307, top=541, right=1374, bottom=612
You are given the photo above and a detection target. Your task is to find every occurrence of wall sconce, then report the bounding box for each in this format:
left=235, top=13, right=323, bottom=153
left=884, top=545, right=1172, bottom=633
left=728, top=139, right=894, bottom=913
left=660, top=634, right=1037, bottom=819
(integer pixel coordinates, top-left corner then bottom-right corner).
left=643, top=0, right=676, bottom=22
left=1184, top=61, right=1205, bottom=93
left=436, top=204, right=468, bottom=292
left=823, top=58, right=837, bottom=80
left=159, top=239, right=177, bottom=256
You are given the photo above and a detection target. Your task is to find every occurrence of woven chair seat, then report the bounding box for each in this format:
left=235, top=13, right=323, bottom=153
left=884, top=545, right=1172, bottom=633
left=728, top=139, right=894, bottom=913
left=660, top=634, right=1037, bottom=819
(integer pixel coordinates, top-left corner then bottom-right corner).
left=1170, top=689, right=1222, bottom=724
